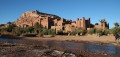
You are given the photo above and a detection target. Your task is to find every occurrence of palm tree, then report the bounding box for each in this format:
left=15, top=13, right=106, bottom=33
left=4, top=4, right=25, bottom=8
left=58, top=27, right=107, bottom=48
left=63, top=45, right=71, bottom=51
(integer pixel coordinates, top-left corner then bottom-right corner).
left=95, top=23, right=99, bottom=25
left=100, top=19, right=107, bottom=30
left=100, top=19, right=106, bottom=23
left=7, top=21, right=12, bottom=24
left=114, top=22, right=119, bottom=27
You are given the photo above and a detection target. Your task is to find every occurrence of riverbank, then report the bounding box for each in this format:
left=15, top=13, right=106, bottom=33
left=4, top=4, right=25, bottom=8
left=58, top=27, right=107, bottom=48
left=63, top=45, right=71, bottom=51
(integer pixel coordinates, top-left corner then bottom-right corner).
left=0, top=35, right=117, bottom=43
left=24, top=35, right=119, bottom=45
left=0, top=35, right=119, bottom=45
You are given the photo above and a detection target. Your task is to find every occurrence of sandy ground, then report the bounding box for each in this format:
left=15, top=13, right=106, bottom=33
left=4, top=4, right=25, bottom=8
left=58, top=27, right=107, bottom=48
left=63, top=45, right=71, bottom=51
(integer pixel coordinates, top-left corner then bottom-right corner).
left=25, top=35, right=116, bottom=44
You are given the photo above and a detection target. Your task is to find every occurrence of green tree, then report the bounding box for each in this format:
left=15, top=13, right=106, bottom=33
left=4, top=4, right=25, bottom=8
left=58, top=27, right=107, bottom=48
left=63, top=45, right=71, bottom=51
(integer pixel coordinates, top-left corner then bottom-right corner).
left=112, top=27, right=120, bottom=44
left=112, top=27, right=120, bottom=35
left=112, top=22, right=120, bottom=35
left=114, top=22, right=119, bottom=28
left=28, top=27, right=34, bottom=33
left=104, top=28, right=110, bottom=35
left=6, top=22, right=16, bottom=32
left=100, top=19, right=106, bottom=23
left=34, top=22, right=41, bottom=34
left=7, top=21, right=12, bottom=24
left=7, top=24, right=16, bottom=32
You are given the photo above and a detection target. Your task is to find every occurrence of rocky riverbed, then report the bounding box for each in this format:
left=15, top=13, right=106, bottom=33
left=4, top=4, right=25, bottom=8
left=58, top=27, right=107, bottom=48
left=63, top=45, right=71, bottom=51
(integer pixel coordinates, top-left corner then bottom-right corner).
left=0, top=37, right=120, bottom=57
left=0, top=42, right=77, bottom=57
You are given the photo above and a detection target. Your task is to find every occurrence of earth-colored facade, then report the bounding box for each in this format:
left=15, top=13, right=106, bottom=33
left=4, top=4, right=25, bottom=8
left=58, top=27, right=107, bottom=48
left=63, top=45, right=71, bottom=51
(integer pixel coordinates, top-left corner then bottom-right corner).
left=15, top=11, right=109, bottom=32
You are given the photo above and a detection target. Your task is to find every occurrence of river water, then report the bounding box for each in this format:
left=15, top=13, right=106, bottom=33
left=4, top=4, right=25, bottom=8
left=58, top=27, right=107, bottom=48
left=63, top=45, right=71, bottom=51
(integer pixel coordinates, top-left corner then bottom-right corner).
left=0, top=37, right=120, bottom=56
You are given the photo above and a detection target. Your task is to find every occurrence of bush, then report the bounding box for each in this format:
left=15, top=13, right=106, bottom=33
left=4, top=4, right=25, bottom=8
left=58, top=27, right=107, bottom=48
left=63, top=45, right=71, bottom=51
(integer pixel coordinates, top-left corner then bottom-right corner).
left=22, top=33, right=37, bottom=37
left=96, top=29, right=103, bottom=36
left=28, top=27, right=35, bottom=33
left=50, top=29, right=56, bottom=37
left=112, top=27, right=120, bottom=36
left=37, top=28, right=48, bottom=37
left=81, top=29, right=87, bottom=35
left=103, top=28, right=111, bottom=35
left=12, top=27, right=22, bottom=36
left=39, top=32, right=44, bottom=37
left=0, top=28, right=7, bottom=32
left=88, top=28, right=96, bottom=35
left=47, top=29, right=56, bottom=37
left=42, top=28, right=48, bottom=35
left=71, top=30, right=77, bottom=35
left=57, top=30, right=64, bottom=35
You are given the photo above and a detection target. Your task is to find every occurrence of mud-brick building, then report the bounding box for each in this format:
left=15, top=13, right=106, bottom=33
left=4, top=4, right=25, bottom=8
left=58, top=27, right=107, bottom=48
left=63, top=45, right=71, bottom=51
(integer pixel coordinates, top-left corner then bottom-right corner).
left=76, top=17, right=91, bottom=29
left=94, top=21, right=109, bottom=30
left=15, top=10, right=109, bottom=33
left=15, top=11, right=58, bottom=29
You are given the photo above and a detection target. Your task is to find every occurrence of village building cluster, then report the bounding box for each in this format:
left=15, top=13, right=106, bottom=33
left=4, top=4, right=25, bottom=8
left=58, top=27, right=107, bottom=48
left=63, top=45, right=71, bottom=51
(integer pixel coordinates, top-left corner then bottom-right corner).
left=1, top=11, right=109, bottom=33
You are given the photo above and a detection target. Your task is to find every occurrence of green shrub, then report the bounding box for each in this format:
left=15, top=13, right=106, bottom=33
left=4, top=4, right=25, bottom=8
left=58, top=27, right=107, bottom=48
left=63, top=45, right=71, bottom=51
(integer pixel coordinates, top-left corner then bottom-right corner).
left=39, top=32, right=44, bottom=37
left=57, top=30, right=64, bottom=35
left=22, top=33, right=37, bottom=37
left=42, top=28, right=48, bottom=35
left=103, top=28, right=111, bottom=35
left=37, top=28, right=47, bottom=37
left=71, top=30, right=77, bottom=35
left=96, top=29, right=103, bottom=36
left=112, top=27, right=120, bottom=36
left=28, top=27, right=35, bottom=33
left=88, top=28, right=96, bottom=35
left=51, top=29, right=56, bottom=37
left=46, top=29, right=56, bottom=37
left=0, top=28, right=7, bottom=32
left=12, top=27, right=21, bottom=36
left=81, top=29, right=87, bottom=35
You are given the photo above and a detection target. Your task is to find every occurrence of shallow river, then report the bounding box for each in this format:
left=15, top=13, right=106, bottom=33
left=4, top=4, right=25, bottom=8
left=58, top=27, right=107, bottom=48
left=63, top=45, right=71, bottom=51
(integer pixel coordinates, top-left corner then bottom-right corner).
left=0, top=37, right=120, bottom=56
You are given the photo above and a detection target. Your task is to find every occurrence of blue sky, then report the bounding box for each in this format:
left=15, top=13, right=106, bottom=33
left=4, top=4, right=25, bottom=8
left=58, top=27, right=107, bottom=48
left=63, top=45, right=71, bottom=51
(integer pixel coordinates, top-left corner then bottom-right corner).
left=0, top=0, right=120, bottom=28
